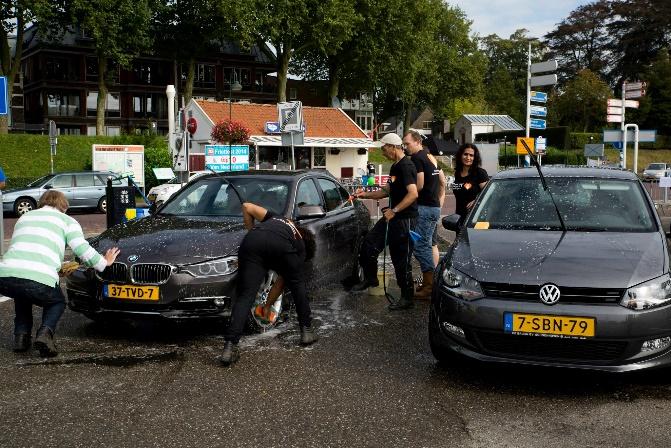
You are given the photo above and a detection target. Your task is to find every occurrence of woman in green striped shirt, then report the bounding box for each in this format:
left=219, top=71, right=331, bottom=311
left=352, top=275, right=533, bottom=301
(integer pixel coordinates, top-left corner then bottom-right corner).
left=0, top=190, right=120, bottom=357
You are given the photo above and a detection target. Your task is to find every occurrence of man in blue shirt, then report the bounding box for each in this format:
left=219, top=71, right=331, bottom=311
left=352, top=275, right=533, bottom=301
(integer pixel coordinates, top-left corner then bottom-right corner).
left=0, top=166, right=6, bottom=189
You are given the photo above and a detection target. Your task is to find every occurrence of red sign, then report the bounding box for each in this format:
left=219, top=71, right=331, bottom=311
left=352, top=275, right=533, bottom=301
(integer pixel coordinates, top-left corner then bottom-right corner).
left=187, top=117, right=198, bottom=135
left=376, top=175, right=390, bottom=185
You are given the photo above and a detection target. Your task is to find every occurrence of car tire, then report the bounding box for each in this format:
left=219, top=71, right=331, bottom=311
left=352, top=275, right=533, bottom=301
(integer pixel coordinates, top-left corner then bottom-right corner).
left=14, top=197, right=36, bottom=216
left=245, top=270, right=285, bottom=333
left=98, top=197, right=107, bottom=213
left=429, top=306, right=458, bottom=365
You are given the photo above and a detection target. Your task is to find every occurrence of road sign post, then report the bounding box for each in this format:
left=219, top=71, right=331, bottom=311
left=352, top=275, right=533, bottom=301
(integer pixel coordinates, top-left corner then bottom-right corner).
left=526, top=45, right=557, bottom=141
left=48, top=120, right=57, bottom=174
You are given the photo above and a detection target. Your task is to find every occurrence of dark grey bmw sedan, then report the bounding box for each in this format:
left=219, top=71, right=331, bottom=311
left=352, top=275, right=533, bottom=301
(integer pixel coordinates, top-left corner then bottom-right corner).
left=431, top=167, right=671, bottom=371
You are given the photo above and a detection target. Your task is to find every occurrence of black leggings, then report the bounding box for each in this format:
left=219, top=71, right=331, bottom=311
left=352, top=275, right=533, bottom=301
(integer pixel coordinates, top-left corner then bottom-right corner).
left=225, top=232, right=311, bottom=344
left=358, top=217, right=416, bottom=292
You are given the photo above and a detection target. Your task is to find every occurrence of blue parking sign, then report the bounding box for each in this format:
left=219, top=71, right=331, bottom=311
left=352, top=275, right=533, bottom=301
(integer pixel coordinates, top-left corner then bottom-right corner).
left=0, top=77, right=7, bottom=115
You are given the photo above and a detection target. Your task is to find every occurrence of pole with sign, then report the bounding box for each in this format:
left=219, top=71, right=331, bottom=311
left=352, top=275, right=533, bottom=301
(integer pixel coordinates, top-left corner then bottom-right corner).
left=526, top=46, right=557, bottom=167
left=278, top=101, right=303, bottom=170
left=48, top=120, right=57, bottom=174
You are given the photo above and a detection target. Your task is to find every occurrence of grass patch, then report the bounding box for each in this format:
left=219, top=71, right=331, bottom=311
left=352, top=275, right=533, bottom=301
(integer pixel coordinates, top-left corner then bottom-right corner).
left=603, top=148, right=671, bottom=174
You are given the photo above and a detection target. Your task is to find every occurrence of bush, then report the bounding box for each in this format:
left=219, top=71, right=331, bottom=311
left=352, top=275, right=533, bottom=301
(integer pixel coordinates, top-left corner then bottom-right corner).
left=476, top=126, right=570, bottom=150
left=144, top=146, right=173, bottom=191
left=570, top=132, right=602, bottom=149
left=499, top=146, right=586, bottom=167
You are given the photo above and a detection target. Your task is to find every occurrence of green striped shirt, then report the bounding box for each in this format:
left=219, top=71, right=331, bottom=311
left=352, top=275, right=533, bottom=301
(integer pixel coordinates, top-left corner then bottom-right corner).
left=0, top=206, right=107, bottom=286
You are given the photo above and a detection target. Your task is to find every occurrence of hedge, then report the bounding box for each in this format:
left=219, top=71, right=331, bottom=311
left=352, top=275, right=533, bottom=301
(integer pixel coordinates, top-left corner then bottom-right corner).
left=475, top=126, right=571, bottom=150
left=0, top=134, right=169, bottom=190
left=499, top=146, right=587, bottom=167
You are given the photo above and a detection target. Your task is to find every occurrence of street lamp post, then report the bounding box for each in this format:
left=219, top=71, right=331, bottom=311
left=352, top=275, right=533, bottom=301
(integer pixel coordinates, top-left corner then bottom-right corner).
left=228, top=70, right=243, bottom=172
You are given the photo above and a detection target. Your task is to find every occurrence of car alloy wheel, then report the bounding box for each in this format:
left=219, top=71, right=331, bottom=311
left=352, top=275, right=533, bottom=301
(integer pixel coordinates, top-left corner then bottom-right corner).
left=98, top=197, right=107, bottom=213
left=14, top=198, right=36, bottom=216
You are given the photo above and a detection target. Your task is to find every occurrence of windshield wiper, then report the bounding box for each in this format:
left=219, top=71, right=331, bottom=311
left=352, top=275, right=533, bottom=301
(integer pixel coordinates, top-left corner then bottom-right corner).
left=520, top=139, right=567, bottom=233
left=206, top=168, right=246, bottom=205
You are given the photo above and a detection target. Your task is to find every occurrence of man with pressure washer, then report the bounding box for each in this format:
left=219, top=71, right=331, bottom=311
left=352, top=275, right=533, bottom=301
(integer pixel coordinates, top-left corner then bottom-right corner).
left=351, top=133, right=418, bottom=311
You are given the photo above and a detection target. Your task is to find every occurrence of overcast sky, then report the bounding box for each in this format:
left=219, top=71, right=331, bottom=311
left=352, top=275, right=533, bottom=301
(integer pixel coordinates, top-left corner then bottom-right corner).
left=450, top=0, right=593, bottom=39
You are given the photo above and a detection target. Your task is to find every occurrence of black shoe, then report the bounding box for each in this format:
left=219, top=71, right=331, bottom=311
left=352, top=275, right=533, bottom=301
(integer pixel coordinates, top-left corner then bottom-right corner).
left=34, top=327, right=58, bottom=357
left=350, top=279, right=379, bottom=293
left=388, top=289, right=415, bottom=311
left=220, top=341, right=240, bottom=366
left=300, top=326, right=318, bottom=346
left=13, top=334, right=31, bottom=353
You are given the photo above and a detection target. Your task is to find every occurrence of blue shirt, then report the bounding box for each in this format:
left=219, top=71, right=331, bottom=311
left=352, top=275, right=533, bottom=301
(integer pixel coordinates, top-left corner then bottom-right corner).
left=0, top=167, right=5, bottom=182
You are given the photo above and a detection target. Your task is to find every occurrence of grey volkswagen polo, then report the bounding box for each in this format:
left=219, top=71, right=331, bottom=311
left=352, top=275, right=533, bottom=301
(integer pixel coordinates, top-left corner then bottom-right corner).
left=430, top=167, right=671, bottom=372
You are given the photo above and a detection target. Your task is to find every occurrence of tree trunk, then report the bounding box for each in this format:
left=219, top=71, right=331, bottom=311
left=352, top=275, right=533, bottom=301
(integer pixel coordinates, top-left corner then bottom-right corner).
left=276, top=44, right=291, bottom=103
left=403, top=100, right=415, bottom=134
left=184, top=58, right=195, bottom=105
left=96, top=56, right=108, bottom=136
left=328, top=61, right=340, bottom=105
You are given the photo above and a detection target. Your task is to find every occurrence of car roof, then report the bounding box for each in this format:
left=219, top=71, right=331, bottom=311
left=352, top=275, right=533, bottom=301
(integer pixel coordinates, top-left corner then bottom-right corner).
left=494, top=167, right=639, bottom=180
left=196, top=169, right=334, bottom=181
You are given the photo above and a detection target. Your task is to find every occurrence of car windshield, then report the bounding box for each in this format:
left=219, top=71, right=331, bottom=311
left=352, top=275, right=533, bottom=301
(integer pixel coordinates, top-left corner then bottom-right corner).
left=26, top=174, right=55, bottom=187
left=648, top=163, right=666, bottom=170
left=159, top=177, right=290, bottom=217
left=469, top=177, right=657, bottom=232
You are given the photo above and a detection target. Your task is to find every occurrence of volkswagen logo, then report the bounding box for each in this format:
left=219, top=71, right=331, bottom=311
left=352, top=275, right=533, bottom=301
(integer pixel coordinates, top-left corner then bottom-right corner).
left=128, top=255, right=139, bottom=263
left=539, top=284, right=561, bottom=305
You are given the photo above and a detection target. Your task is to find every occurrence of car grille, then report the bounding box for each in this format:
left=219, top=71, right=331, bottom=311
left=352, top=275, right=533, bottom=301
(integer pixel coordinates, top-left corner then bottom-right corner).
left=96, top=262, right=128, bottom=283
left=474, top=331, right=628, bottom=362
left=131, top=263, right=172, bottom=284
left=480, top=282, right=624, bottom=304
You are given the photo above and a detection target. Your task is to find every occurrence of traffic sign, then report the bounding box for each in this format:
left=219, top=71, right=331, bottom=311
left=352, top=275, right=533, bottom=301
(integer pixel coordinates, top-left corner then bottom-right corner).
left=278, top=101, right=303, bottom=132
left=536, top=136, right=547, bottom=153
left=516, top=137, right=535, bottom=155
left=530, top=105, right=547, bottom=117
left=607, top=106, right=622, bottom=115
left=608, top=99, right=639, bottom=108
left=265, top=121, right=281, bottom=134
left=625, top=90, right=645, bottom=99
left=0, top=76, right=7, bottom=115
left=530, top=118, right=546, bottom=129
left=625, top=81, right=647, bottom=91
left=584, top=144, right=605, bottom=157
left=530, top=91, right=548, bottom=103
left=607, top=115, right=623, bottom=123
left=530, top=60, right=558, bottom=74
left=530, top=74, right=557, bottom=87
left=611, top=142, right=623, bottom=150
left=603, top=129, right=656, bottom=143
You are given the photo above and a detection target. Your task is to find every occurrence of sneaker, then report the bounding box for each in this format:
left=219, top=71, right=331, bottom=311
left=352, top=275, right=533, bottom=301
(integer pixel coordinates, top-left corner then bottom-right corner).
left=220, top=341, right=240, bottom=366
left=34, top=327, right=58, bottom=357
left=350, top=279, right=379, bottom=293
left=13, top=334, right=31, bottom=353
left=300, top=326, right=318, bottom=346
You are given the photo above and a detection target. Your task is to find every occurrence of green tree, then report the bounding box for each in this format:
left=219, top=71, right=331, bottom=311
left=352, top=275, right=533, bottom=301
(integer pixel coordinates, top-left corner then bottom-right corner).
left=548, top=69, right=611, bottom=132
left=642, top=49, right=671, bottom=134
left=71, top=0, right=153, bottom=135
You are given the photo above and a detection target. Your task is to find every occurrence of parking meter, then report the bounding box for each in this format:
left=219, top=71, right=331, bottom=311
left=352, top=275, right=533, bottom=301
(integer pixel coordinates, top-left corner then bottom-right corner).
left=106, top=178, right=136, bottom=228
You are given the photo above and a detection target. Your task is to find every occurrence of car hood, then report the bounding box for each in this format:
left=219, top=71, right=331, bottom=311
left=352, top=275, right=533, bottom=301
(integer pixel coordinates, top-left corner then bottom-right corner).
left=2, top=187, right=39, bottom=199
left=451, top=229, right=667, bottom=289
left=93, top=215, right=247, bottom=264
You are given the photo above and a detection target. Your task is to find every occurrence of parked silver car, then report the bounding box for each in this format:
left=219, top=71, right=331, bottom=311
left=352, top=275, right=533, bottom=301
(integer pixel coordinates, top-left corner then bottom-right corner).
left=2, top=171, right=123, bottom=216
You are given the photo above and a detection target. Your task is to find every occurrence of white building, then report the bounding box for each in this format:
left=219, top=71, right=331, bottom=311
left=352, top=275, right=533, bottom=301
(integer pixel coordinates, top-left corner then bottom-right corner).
left=454, top=114, right=524, bottom=145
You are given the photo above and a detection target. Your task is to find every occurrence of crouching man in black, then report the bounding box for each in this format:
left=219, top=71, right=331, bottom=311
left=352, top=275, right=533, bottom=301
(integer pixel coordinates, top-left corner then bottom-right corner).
left=351, top=133, right=419, bottom=311
left=221, top=202, right=317, bottom=366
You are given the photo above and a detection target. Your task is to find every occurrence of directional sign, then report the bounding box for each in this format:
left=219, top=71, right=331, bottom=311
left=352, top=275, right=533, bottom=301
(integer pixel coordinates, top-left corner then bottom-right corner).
left=607, top=106, right=623, bottom=115
left=516, top=137, right=535, bottom=155
left=530, top=74, right=558, bottom=87
left=625, top=90, right=645, bottom=99
left=603, top=129, right=657, bottom=143
left=0, top=76, right=7, bottom=115
left=530, top=105, right=547, bottom=117
left=608, top=99, right=640, bottom=108
left=607, top=115, right=623, bottom=123
left=530, top=59, right=558, bottom=74
left=607, top=99, right=622, bottom=107
left=277, top=101, right=303, bottom=132
left=530, top=91, right=548, bottom=103
left=584, top=144, right=605, bottom=157
left=530, top=118, right=546, bottom=129
left=625, top=82, right=647, bottom=91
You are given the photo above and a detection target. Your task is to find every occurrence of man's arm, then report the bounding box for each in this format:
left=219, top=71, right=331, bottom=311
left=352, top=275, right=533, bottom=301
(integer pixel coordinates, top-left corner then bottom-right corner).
left=242, top=202, right=268, bottom=230
left=416, top=172, right=424, bottom=192
left=437, top=169, right=447, bottom=207
left=355, top=185, right=389, bottom=200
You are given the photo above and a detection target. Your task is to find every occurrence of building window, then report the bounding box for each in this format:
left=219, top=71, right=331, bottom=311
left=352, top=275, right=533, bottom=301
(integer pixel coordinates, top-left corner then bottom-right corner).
left=134, top=62, right=154, bottom=84
left=289, top=88, right=297, bottom=100
left=47, top=91, right=80, bottom=117
left=87, top=125, right=97, bottom=136
left=86, top=57, right=119, bottom=83
left=133, top=94, right=167, bottom=119
left=106, top=126, right=121, bottom=136
left=254, top=70, right=273, bottom=93
left=422, top=120, right=432, bottom=130
left=46, top=57, right=70, bottom=81
left=195, top=64, right=216, bottom=88
left=58, top=126, right=81, bottom=135
left=224, top=67, right=251, bottom=89
left=86, top=91, right=97, bottom=116
left=313, top=147, right=326, bottom=168
left=106, top=92, right=120, bottom=117
left=355, top=111, right=373, bottom=131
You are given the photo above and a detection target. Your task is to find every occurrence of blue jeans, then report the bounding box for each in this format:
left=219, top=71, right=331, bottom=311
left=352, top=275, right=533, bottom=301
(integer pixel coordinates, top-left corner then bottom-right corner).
left=0, top=277, right=66, bottom=335
left=414, top=205, right=441, bottom=272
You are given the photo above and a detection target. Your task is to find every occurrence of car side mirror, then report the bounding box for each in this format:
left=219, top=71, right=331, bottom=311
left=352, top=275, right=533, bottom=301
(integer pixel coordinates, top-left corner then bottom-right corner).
left=43, top=184, right=53, bottom=190
left=442, top=214, right=461, bottom=232
left=296, top=205, right=326, bottom=221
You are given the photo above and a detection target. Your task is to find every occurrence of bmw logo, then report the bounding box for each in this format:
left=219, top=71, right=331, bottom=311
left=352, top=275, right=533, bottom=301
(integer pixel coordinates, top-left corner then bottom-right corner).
left=539, top=283, right=561, bottom=305
left=128, top=255, right=140, bottom=263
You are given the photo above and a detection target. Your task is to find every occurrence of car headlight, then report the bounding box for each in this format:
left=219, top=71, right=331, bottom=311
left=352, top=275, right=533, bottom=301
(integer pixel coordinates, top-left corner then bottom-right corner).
left=621, top=274, right=671, bottom=310
left=182, top=256, right=238, bottom=278
left=441, top=266, right=484, bottom=301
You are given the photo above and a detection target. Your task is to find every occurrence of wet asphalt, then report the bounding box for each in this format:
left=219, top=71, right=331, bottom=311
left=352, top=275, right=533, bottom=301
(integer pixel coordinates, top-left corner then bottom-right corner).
left=1, top=284, right=671, bottom=448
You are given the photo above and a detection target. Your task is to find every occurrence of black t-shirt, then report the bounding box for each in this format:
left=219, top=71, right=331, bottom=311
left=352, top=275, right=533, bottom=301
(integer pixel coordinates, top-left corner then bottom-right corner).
left=253, top=211, right=306, bottom=256
left=388, top=156, right=418, bottom=219
left=411, top=149, right=441, bottom=207
left=452, top=167, right=489, bottom=219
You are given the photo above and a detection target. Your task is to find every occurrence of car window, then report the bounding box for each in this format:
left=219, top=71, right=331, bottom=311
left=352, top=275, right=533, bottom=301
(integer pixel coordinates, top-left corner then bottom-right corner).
left=648, top=163, right=666, bottom=170
left=50, top=175, right=73, bottom=188
left=295, top=179, right=323, bottom=209
left=317, top=178, right=348, bottom=212
left=28, top=175, right=55, bottom=187
left=96, top=174, right=121, bottom=186
left=470, top=177, right=656, bottom=232
left=75, top=174, right=95, bottom=187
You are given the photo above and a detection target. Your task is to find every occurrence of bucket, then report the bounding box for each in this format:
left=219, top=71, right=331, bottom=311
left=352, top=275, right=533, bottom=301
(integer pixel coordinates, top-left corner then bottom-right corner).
left=368, top=271, right=390, bottom=296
